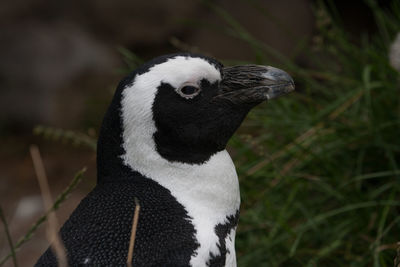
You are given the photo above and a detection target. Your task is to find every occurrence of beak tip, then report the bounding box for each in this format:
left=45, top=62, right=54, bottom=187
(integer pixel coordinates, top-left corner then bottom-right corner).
left=263, top=79, right=295, bottom=100
left=263, top=67, right=295, bottom=100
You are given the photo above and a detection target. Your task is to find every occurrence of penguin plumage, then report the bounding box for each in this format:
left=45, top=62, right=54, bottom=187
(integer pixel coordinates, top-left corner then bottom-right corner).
left=35, top=53, right=294, bottom=267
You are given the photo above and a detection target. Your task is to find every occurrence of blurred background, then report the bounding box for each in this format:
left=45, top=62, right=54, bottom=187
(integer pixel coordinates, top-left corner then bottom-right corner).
left=1, top=0, right=399, bottom=266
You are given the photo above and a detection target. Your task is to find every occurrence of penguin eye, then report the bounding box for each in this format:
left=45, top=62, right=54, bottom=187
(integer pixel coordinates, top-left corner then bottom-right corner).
left=176, top=84, right=201, bottom=99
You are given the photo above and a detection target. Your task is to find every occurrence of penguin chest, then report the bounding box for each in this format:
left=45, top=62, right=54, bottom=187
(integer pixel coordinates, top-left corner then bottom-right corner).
left=123, top=150, right=240, bottom=266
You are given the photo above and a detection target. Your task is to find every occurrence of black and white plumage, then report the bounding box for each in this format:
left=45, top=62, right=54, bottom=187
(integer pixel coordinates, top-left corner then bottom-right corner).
left=35, top=53, right=294, bottom=267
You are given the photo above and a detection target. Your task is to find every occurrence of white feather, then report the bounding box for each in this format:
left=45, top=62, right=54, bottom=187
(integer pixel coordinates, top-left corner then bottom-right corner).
left=225, top=228, right=237, bottom=267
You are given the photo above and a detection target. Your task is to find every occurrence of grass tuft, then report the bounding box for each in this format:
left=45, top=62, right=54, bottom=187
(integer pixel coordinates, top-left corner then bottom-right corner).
left=214, top=1, right=400, bottom=266
left=33, top=126, right=97, bottom=152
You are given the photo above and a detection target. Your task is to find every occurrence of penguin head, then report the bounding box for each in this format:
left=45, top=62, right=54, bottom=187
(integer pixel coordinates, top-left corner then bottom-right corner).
left=97, top=53, right=294, bottom=178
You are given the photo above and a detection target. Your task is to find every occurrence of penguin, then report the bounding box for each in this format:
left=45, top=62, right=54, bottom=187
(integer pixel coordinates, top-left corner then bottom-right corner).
left=35, top=53, right=294, bottom=267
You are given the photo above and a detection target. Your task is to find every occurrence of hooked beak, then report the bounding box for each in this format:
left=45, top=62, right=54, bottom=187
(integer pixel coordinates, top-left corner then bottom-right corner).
left=214, top=65, right=295, bottom=105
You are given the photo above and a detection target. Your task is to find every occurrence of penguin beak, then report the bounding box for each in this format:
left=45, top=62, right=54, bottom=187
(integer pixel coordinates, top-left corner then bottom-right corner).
left=214, top=65, right=295, bottom=105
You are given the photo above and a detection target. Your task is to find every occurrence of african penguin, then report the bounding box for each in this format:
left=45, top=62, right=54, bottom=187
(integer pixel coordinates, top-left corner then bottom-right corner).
left=35, top=53, right=294, bottom=267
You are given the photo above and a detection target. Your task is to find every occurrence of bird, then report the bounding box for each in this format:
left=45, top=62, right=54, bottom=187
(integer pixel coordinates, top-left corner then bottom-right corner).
left=35, top=53, right=294, bottom=267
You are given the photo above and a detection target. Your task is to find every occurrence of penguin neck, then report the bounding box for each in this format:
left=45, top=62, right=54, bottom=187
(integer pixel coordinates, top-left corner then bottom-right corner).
left=122, top=117, right=239, bottom=205
left=120, top=93, right=241, bottom=215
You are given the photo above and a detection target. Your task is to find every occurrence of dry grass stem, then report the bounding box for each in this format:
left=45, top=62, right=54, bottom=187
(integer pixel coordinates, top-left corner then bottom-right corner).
left=127, top=197, right=141, bottom=267
left=395, top=242, right=400, bottom=267
left=246, top=124, right=323, bottom=175
left=0, top=168, right=85, bottom=267
left=0, top=206, right=18, bottom=267
left=247, top=90, right=364, bottom=176
left=30, top=145, right=68, bottom=267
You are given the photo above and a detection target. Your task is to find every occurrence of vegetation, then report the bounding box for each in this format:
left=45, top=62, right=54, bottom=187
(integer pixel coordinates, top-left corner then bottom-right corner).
left=1, top=0, right=399, bottom=266
left=220, top=1, right=400, bottom=266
